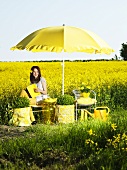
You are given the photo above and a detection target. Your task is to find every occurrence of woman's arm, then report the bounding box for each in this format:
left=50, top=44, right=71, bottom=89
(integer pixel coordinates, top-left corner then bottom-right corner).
left=34, top=80, right=47, bottom=95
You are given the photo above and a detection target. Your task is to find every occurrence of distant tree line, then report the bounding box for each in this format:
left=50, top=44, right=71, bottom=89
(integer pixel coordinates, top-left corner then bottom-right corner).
left=21, top=59, right=119, bottom=62
left=0, top=58, right=123, bottom=62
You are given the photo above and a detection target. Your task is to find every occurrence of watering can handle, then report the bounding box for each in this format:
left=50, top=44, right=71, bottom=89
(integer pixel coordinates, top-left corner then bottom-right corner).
left=94, top=107, right=110, bottom=114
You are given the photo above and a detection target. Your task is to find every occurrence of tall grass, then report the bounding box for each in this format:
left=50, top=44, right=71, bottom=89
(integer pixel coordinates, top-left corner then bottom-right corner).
left=1, top=109, right=127, bottom=169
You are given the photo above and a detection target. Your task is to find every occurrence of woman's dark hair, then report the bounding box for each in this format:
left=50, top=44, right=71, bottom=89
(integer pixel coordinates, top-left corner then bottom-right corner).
left=30, top=66, right=41, bottom=84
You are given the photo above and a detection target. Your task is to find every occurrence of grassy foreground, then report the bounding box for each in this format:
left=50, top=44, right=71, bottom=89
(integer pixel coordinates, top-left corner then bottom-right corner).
left=1, top=109, right=127, bottom=170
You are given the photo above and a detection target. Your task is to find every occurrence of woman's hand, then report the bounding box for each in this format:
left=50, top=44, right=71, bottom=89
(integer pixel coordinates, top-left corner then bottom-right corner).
left=34, top=80, right=47, bottom=95
left=34, top=88, right=41, bottom=93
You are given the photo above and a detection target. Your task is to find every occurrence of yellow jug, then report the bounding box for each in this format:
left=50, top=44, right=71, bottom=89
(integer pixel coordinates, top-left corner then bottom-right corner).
left=94, top=107, right=110, bottom=121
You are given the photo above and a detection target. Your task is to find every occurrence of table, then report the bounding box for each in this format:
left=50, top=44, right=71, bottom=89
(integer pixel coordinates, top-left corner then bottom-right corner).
left=31, top=101, right=57, bottom=124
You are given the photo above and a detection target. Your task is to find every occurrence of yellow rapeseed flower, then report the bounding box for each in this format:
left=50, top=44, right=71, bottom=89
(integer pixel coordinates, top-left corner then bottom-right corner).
left=85, top=139, right=94, bottom=145
left=122, top=133, right=127, bottom=140
left=88, top=129, right=93, bottom=135
left=107, top=139, right=112, bottom=144
left=85, top=139, right=91, bottom=144
left=111, top=123, right=117, bottom=131
left=2, top=61, right=127, bottom=106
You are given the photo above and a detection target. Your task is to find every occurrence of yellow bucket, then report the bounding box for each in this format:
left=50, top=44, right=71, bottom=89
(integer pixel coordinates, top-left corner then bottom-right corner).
left=94, top=107, right=110, bottom=121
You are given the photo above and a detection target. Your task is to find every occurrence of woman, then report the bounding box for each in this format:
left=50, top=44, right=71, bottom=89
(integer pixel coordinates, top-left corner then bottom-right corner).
left=30, top=66, right=47, bottom=102
left=20, top=66, right=48, bottom=125
left=20, top=66, right=48, bottom=105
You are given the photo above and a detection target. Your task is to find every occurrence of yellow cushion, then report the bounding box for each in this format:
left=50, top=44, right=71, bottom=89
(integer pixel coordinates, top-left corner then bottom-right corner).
left=77, top=97, right=96, bottom=105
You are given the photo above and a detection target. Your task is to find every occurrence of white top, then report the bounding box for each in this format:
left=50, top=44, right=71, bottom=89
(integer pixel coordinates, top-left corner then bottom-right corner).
left=36, top=77, right=47, bottom=102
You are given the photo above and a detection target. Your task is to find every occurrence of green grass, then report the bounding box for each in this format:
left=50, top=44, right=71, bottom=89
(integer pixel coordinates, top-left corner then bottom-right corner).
left=1, top=109, right=127, bottom=170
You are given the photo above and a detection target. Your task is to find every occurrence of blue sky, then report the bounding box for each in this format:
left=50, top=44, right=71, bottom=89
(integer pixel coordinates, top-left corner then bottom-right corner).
left=0, top=0, right=127, bottom=61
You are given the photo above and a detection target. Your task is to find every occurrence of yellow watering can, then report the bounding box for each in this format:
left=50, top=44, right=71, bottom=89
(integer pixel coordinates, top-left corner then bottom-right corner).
left=94, top=106, right=110, bottom=121
left=80, top=106, right=110, bottom=121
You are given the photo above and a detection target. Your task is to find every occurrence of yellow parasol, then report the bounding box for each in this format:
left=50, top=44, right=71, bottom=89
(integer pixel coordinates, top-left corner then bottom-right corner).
left=11, top=25, right=114, bottom=94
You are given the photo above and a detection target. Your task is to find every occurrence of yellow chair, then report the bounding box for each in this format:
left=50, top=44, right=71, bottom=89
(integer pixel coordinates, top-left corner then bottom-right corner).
left=72, top=89, right=97, bottom=121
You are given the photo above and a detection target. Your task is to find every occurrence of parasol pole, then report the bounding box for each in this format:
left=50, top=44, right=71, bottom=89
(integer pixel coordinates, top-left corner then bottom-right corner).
left=62, top=24, right=65, bottom=95
left=62, top=58, right=64, bottom=95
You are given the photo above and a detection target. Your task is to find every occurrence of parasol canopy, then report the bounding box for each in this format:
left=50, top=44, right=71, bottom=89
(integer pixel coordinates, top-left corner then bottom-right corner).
left=10, top=25, right=114, bottom=94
